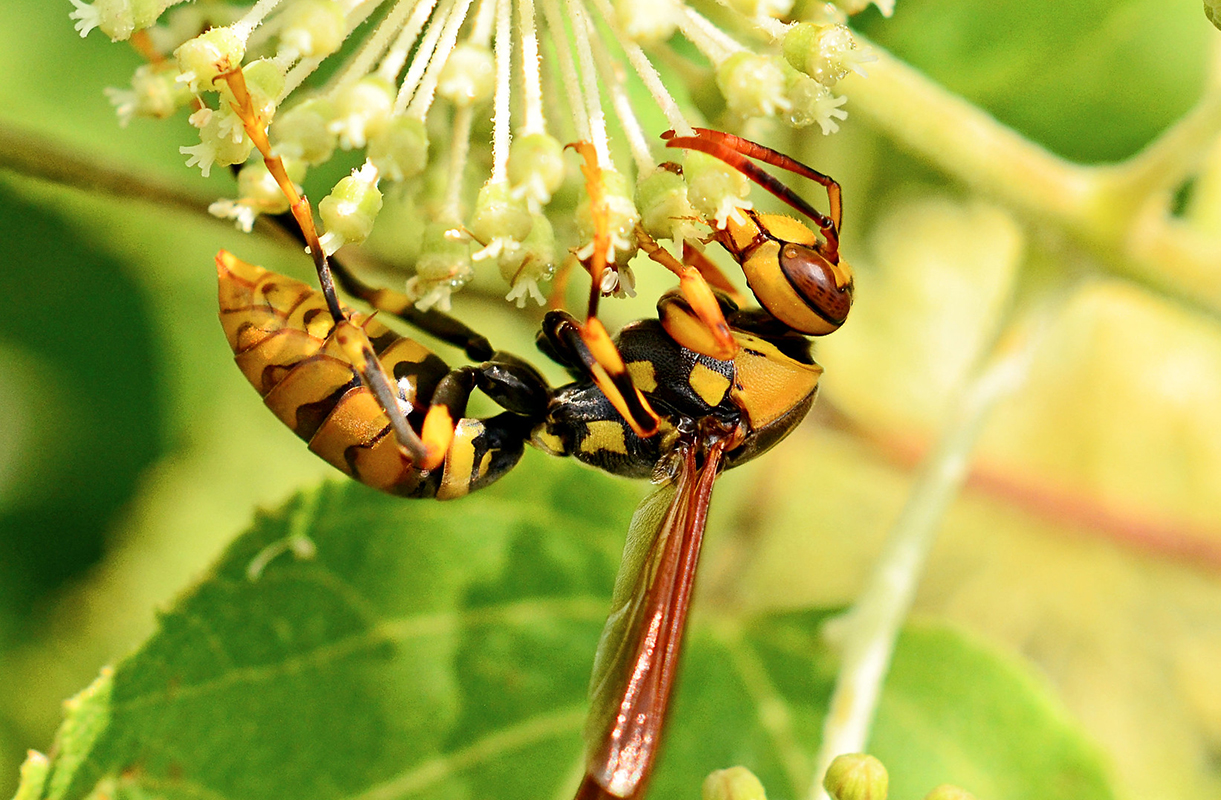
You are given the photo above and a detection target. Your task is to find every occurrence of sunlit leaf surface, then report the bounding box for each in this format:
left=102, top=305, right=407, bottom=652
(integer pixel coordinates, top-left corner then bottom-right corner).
left=25, top=471, right=1114, bottom=800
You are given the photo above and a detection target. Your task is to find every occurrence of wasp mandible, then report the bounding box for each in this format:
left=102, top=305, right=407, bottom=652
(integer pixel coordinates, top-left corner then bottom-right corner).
left=217, top=126, right=853, bottom=800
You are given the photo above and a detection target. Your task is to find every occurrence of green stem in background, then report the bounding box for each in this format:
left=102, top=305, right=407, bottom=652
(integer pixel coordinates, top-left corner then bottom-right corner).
left=806, top=284, right=1066, bottom=800
left=0, top=121, right=214, bottom=217
left=840, top=37, right=1221, bottom=320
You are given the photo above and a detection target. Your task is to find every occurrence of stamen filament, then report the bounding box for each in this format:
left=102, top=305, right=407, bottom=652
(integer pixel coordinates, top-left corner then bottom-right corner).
left=470, top=0, right=498, bottom=45
left=587, top=24, right=652, bottom=172
left=444, top=104, right=476, bottom=220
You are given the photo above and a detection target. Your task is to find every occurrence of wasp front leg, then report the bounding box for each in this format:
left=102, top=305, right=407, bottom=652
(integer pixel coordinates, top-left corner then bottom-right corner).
left=564, top=142, right=664, bottom=440
left=634, top=226, right=740, bottom=361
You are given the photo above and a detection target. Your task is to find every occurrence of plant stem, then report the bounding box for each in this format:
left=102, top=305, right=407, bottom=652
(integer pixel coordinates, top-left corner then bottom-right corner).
left=840, top=37, right=1221, bottom=320
left=0, top=121, right=213, bottom=217
left=807, top=291, right=1059, bottom=800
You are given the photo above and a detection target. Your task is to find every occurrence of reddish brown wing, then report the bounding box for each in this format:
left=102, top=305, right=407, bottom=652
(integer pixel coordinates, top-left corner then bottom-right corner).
left=575, top=440, right=728, bottom=800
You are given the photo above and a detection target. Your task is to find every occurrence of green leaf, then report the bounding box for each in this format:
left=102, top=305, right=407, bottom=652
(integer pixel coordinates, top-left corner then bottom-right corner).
left=23, top=462, right=1116, bottom=800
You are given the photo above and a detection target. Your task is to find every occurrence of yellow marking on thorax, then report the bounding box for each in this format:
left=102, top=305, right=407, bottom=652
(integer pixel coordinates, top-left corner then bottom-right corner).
left=688, top=362, right=731, bottom=407
left=730, top=333, right=822, bottom=430
left=579, top=419, right=630, bottom=456
left=532, top=427, right=567, bottom=456
left=627, top=360, right=658, bottom=393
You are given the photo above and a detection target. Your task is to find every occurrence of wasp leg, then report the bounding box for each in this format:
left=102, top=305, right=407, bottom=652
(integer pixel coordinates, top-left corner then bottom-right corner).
left=538, top=310, right=661, bottom=439
left=326, top=251, right=496, bottom=361
left=635, top=226, right=738, bottom=360
left=662, top=129, right=841, bottom=262
left=563, top=141, right=663, bottom=440
left=682, top=240, right=744, bottom=304
left=418, top=351, right=553, bottom=477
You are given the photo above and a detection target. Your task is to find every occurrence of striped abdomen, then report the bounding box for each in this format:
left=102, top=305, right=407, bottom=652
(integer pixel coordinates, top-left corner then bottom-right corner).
left=217, top=251, right=462, bottom=497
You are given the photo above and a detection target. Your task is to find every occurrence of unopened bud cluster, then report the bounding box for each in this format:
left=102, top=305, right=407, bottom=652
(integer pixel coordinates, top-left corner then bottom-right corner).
left=73, top=0, right=871, bottom=310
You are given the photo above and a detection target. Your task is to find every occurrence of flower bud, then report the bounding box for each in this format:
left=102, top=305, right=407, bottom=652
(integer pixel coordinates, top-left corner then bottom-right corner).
left=210, top=157, right=305, bottom=232
left=724, top=0, right=792, bottom=19
left=576, top=168, right=640, bottom=268
left=823, top=754, right=888, bottom=800
left=502, top=212, right=556, bottom=307
left=69, top=0, right=174, bottom=41
left=330, top=75, right=396, bottom=149
left=180, top=110, right=253, bottom=177
left=271, top=98, right=338, bottom=164
left=174, top=26, right=246, bottom=92
left=637, top=165, right=699, bottom=242
left=683, top=150, right=750, bottom=229
left=278, top=0, right=347, bottom=58
left=471, top=180, right=534, bottom=245
left=438, top=43, right=495, bottom=107
left=716, top=52, right=790, bottom=118
left=613, top=0, right=680, bottom=44
left=239, top=157, right=305, bottom=210
left=318, top=164, right=383, bottom=255
left=106, top=63, right=193, bottom=126
left=368, top=116, right=430, bottom=181
left=702, top=766, right=768, bottom=800
left=217, top=58, right=285, bottom=122
left=782, top=23, right=870, bottom=87
left=507, top=133, right=566, bottom=205
left=785, top=71, right=848, bottom=134
left=410, top=223, right=474, bottom=311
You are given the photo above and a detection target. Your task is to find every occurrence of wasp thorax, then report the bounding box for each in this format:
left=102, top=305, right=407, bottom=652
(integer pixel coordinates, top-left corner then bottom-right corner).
left=778, top=242, right=854, bottom=334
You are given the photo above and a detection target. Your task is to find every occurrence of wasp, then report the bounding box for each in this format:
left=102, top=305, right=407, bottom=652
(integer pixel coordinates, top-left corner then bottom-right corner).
left=217, top=127, right=852, bottom=800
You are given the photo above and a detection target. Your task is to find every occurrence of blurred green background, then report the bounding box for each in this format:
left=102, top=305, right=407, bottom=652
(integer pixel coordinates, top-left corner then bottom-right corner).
left=1, top=0, right=1219, bottom=798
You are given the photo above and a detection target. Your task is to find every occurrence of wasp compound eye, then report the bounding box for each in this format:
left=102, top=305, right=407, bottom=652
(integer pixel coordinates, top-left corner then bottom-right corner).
left=778, top=243, right=854, bottom=335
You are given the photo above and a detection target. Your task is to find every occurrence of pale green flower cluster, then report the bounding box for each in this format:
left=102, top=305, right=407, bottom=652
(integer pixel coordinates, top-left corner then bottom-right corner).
left=73, top=0, right=878, bottom=310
